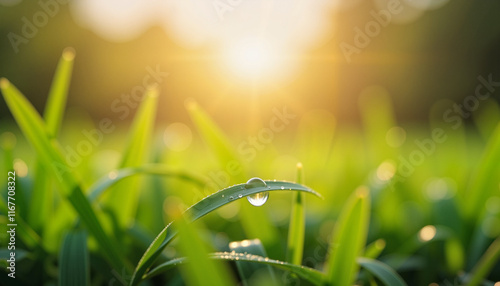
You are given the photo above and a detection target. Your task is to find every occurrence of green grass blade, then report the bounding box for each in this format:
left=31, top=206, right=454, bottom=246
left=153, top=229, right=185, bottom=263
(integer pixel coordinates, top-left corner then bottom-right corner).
left=185, top=99, right=280, bottom=255
left=357, top=258, right=407, bottom=286
left=44, top=47, right=75, bottom=137
left=185, top=99, right=240, bottom=166
left=145, top=252, right=324, bottom=285
left=287, top=162, right=305, bottom=265
left=105, top=86, right=159, bottom=227
left=29, top=48, right=75, bottom=231
left=363, top=239, right=386, bottom=259
left=467, top=236, right=500, bottom=286
left=130, top=180, right=321, bottom=286
left=166, top=207, right=234, bottom=286
left=59, top=230, right=89, bottom=286
left=29, top=162, right=51, bottom=232
left=88, top=164, right=208, bottom=202
left=466, top=123, right=500, bottom=220
left=229, top=239, right=277, bottom=285
left=324, top=187, right=370, bottom=286
left=0, top=79, right=127, bottom=275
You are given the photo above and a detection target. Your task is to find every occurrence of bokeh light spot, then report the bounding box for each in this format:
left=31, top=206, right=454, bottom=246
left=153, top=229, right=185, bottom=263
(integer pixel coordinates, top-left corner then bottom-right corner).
left=13, top=159, right=28, bottom=177
left=419, top=225, right=436, bottom=242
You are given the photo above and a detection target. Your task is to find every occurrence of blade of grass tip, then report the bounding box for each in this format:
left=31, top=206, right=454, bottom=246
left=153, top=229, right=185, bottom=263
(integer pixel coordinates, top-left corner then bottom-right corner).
left=466, top=123, right=500, bottom=221
left=0, top=79, right=128, bottom=275
left=105, top=86, right=159, bottom=228
left=229, top=239, right=277, bottom=285
left=357, top=258, right=407, bottom=286
left=59, top=230, right=90, bottom=286
left=166, top=204, right=235, bottom=286
left=324, top=187, right=370, bottom=286
left=363, top=239, right=386, bottom=259
left=30, top=48, right=75, bottom=230
left=467, top=236, right=500, bottom=286
left=185, top=99, right=280, bottom=255
left=44, top=47, right=75, bottom=137
left=185, top=98, right=240, bottom=165
left=146, top=252, right=324, bottom=285
left=130, top=180, right=321, bottom=286
left=287, top=162, right=305, bottom=265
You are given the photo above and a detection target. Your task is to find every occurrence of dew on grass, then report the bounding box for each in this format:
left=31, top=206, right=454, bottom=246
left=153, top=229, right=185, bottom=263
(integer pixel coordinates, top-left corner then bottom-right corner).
left=245, top=177, right=269, bottom=207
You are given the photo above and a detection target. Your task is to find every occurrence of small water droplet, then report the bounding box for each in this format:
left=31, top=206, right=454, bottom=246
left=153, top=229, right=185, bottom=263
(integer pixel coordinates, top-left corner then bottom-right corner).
left=280, top=186, right=285, bottom=190
left=245, top=177, right=269, bottom=207
left=229, top=196, right=234, bottom=201
left=238, top=194, right=242, bottom=198
left=222, top=194, right=224, bottom=198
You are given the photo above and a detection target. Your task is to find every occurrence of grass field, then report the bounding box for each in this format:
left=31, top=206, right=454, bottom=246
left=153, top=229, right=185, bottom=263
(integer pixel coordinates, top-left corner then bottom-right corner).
left=1, top=49, right=500, bottom=286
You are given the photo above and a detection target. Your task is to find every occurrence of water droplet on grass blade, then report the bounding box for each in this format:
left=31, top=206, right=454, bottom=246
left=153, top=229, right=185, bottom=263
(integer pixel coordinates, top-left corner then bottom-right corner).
left=247, top=192, right=269, bottom=206
left=245, top=177, right=269, bottom=207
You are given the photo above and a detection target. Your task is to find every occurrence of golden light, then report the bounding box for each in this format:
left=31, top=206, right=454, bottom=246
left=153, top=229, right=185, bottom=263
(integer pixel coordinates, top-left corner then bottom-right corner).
left=13, top=159, right=28, bottom=177
left=376, top=160, right=396, bottom=182
left=223, top=37, right=281, bottom=81
left=418, top=225, right=437, bottom=242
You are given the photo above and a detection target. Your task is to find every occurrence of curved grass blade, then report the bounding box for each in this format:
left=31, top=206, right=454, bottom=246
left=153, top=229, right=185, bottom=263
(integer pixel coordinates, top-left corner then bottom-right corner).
left=59, top=230, right=89, bottom=286
left=324, top=187, right=370, bottom=286
left=357, top=258, right=407, bottom=286
left=105, top=86, right=158, bottom=227
left=0, top=79, right=127, bottom=275
left=30, top=48, right=75, bottom=231
left=130, top=180, right=322, bottom=286
left=88, top=164, right=208, bottom=202
left=287, top=163, right=305, bottom=265
left=145, top=252, right=324, bottom=285
left=229, top=239, right=277, bottom=285
left=467, top=236, right=500, bottom=286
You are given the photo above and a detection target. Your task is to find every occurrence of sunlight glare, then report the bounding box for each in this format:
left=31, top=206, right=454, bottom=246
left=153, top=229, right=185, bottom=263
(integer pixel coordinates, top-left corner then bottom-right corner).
left=224, top=38, right=280, bottom=80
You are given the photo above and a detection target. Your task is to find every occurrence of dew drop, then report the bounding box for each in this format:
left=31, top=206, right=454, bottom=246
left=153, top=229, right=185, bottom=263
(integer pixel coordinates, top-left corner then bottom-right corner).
left=247, top=192, right=269, bottom=206
left=245, top=177, right=269, bottom=207
left=229, top=196, right=234, bottom=201
left=280, top=186, right=285, bottom=190
left=222, top=194, right=225, bottom=198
